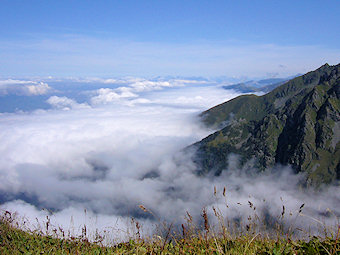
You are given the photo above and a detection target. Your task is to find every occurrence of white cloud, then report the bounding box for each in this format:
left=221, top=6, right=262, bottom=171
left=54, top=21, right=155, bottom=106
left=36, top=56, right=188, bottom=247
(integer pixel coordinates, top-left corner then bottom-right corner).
left=26, top=83, right=50, bottom=95
left=60, top=77, right=128, bottom=85
left=129, top=80, right=172, bottom=92
left=47, top=96, right=90, bottom=110
left=0, top=79, right=51, bottom=96
left=90, top=88, right=138, bottom=105
left=89, top=78, right=206, bottom=106
left=144, top=85, right=243, bottom=110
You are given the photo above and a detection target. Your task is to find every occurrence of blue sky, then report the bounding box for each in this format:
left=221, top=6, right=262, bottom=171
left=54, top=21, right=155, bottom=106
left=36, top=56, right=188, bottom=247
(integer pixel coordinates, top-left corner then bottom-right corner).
left=0, top=0, right=339, bottom=77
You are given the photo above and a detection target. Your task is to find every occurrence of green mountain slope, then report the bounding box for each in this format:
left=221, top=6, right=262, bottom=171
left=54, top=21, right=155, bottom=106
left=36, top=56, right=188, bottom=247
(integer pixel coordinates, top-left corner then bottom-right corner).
left=195, top=63, right=340, bottom=185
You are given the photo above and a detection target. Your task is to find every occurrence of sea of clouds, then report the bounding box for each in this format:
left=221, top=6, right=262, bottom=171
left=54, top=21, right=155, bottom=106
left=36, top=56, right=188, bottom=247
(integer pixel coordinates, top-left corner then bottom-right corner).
left=0, top=77, right=339, bottom=243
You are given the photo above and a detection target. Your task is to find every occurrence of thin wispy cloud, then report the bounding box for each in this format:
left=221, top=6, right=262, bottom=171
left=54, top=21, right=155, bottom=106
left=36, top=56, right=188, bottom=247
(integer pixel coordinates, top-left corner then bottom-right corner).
left=1, top=35, right=340, bottom=77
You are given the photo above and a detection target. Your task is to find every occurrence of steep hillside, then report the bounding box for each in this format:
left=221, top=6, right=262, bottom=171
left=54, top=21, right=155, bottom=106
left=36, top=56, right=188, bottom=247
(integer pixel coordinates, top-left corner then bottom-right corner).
left=195, top=63, right=340, bottom=185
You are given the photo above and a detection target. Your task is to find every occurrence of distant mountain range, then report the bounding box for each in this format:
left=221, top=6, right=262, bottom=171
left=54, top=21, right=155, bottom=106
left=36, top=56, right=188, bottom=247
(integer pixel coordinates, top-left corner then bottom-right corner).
left=222, top=78, right=289, bottom=93
left=222, top=76, right=304, bottom=93
left=193, top=63, right=340, bottom=186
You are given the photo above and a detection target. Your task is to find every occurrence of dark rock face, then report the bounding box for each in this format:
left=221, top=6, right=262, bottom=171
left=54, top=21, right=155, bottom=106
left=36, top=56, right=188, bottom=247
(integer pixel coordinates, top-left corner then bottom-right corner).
left=194, top=63, right=340, bottom=185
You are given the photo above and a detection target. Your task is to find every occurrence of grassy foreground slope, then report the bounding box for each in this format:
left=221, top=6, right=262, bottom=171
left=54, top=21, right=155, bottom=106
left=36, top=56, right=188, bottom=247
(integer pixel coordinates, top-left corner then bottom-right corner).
left=1, top=214, right=339, bottom=254
left=196, top=63, right=340, bottom=185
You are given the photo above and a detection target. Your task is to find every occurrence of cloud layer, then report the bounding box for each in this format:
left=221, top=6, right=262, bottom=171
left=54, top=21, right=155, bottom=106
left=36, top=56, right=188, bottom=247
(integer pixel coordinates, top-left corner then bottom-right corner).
left=0, top=80, right=339, bottom=242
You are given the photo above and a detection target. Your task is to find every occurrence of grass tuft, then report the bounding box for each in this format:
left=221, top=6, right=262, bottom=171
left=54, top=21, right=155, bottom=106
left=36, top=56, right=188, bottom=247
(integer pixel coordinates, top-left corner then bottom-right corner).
left=1, top=208, right=339, bottom=254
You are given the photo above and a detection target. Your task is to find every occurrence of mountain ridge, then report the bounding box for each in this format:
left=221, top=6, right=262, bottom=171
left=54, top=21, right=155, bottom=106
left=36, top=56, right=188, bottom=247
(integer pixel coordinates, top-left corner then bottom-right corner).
left=194, top=63, right=340, bottom=185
